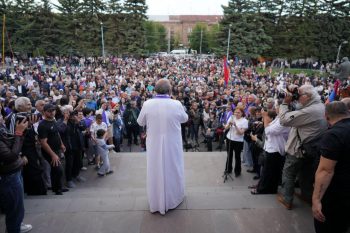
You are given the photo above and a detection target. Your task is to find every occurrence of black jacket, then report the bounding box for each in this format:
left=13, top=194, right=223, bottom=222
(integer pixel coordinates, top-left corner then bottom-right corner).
left=0, top=126, right=24, bottom=175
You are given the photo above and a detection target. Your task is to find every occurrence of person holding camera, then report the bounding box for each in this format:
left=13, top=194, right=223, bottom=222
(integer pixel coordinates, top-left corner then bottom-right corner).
left=277, top=85, right=327, bottom=210
left=0, top=117, right=33, bottom=232
left=5, top=97, right=46, bottom=196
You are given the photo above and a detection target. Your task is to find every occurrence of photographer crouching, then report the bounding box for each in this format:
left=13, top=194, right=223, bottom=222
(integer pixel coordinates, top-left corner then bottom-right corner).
left=277, top=85, right=327, bottom=210
left=0, top=102, right=33, bottom=232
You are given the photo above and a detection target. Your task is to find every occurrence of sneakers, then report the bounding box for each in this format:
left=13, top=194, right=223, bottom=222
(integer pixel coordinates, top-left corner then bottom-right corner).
left=88, top=161, right=96, bottom=166
left=98, top=170, right=113, bottom=177
left=75, top=176, right=86, bottom=182
left=277, top=193, right=293, bottom=210
left=66, top=181, right=76, bottom=188
left=106, top=170, right=114, bottom=175
left=20, top=223, right=33, bottom=233
left=81, top=166, right=87, bottom=171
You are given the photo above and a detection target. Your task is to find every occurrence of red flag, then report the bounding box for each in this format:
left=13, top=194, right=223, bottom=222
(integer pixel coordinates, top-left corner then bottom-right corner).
left=223, top=57, right=230, bottom=85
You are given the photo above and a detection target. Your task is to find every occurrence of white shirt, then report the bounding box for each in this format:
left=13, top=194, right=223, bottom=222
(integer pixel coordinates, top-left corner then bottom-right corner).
left=90, top=122, right=107, bottom=139
left=226, top=116, right=248, bottom=142
left=263, top=117, right=290, bottom=155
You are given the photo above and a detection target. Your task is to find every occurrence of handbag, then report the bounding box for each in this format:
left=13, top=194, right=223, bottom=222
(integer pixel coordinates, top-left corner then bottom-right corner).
left=296, top=129, right=323, bottom=159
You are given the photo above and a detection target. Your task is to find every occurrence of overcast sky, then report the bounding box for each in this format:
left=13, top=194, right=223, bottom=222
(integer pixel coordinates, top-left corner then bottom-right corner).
left=49, top=0, right=228, bottom=15
left=146, top=0, right=228, bottom=15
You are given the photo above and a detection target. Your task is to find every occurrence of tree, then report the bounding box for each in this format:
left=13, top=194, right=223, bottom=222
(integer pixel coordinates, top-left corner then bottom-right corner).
left=54, top=0, right=84, bottom=55
left=122, top=0, right=148, bottom=55
left=9, top=0, right=37, bottom=54
left=208, top=24, right=220, bottom=53
left=189, top=23, right=209, bottom=54
left=105, top=0, right=124, bottom=55
left=29, top=0, right=61, bottom=55
left=219, top=0, right=272, bottom=58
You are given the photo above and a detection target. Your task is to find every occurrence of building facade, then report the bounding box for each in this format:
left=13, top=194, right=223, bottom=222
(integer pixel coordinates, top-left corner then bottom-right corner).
left=148, top=15, right=223, bottom=47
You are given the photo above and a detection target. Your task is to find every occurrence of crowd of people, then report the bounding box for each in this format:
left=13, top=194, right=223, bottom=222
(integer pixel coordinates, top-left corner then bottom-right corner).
left=0, top=54, right=349, bottom=233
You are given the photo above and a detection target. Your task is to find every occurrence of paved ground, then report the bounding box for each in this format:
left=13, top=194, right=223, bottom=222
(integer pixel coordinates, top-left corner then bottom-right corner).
left=0, top=152, right=314, bottom=233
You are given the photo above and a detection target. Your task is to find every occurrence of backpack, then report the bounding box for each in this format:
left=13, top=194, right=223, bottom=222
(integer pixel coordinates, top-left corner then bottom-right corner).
left=126, top=109, right=137, bottom=126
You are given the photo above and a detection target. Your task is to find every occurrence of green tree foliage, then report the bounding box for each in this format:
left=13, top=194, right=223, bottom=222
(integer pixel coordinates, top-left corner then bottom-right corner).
left=219, top=0, right=272, bottom=58
left=189, top=23, right=209, bottom=54
left=1, top=0, right=349, bottom=59
left=122, top=0, right=148, bottom=55
left=207, top=24, right=220, bottom=54
left=217, top=0, right=350, bottom=61
left=143, top=21, right=167, bottom=54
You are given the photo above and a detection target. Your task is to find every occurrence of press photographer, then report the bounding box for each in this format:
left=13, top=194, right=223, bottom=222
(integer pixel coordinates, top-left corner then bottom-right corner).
left=5, top=97, right=46, bottom=196
left=0, top=107, right=33, bottom=232
left=277, top=85, right=327, bottom=210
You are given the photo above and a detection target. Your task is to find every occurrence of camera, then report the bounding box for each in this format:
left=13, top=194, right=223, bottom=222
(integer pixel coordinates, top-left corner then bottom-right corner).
left=16, top=112, right=31, bottom=123
left=278, top=86, right=300, bottom=101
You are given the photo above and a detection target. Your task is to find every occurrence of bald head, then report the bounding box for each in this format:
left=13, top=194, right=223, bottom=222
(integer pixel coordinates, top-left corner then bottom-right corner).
left=155, top=79, right=171, bottom=95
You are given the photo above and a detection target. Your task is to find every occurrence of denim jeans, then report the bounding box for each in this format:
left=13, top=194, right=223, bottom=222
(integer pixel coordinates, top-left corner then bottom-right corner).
left=242, top=140, right=253, bottom=167
left=0, top=171, right=25, bottom=233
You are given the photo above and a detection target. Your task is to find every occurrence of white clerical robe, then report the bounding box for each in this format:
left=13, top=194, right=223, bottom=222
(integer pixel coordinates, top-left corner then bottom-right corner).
left=137, top=97, right=188, bottom=215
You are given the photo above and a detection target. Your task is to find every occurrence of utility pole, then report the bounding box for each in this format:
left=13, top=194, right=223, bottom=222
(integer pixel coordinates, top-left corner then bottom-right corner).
left=100, top=22, right=105, bottom=58
left=226, top=24, right=232, bottom=59
left=2, top=15, right=5, bottom=66
left=200, top=28, right=203, bottom=54
left=167, top=28, right=171, bottom=53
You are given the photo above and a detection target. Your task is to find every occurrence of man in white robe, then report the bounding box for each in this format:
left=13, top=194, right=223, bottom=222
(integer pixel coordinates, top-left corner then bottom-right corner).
left=137, top=79, right=188, bottom=215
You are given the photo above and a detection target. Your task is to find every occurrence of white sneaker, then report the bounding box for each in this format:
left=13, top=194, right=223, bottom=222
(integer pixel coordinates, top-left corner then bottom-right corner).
left=20, top=223, right=33, bottom=233
left=81, top=166, right=87, bottom=171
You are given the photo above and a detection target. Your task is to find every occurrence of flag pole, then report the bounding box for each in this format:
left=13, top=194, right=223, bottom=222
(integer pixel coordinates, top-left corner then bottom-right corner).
left=2, top=14, right=5, bottom=67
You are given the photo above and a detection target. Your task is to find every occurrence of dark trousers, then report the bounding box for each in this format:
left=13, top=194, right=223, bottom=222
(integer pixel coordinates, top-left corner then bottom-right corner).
left=113, top=137, right=121, bottom=152
left=314, top=196, right=350, bottom=233
left=225, top=139, right=244, bottom=175
left=252, top=146, right=262, bottom=175
left=189, top=124, right=200, bottom=143
left=257, top=152, right=284, bottom=194
left=126, top=125, right=139, bottom=145
left=0, top=171, right=24, bottom=233
left=65, top=149, right=82, bottom=182
left=45, top=154, right=63, bottom=192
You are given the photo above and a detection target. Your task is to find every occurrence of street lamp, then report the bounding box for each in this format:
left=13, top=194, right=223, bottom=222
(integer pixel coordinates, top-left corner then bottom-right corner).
left=226, top=24, right=232, bottom=59
left=336, top=40, right=348, bottom=63
left=100, top=22, right=105, bottom=58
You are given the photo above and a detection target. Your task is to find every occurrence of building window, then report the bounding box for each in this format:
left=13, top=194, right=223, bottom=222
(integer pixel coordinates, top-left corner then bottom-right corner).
left=187, top=27, right=192, bottom=33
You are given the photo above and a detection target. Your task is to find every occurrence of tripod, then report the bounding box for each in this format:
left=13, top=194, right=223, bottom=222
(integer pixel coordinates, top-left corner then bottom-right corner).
left=222, top=121, right=234, bottom=183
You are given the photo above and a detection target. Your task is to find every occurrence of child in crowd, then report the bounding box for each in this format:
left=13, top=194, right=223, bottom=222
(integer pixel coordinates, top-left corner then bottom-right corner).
left=96, top=129, right=114, bottom=177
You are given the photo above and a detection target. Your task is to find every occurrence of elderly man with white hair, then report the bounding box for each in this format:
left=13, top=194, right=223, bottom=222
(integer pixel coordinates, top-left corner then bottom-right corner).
left=277, top=85, right=328, bottom=210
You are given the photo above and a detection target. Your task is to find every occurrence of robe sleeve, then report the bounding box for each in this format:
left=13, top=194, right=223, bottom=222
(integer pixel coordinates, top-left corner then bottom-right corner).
left=137, top=103, right=147, bottom=127
left=176, top=101, right=188, bottom=124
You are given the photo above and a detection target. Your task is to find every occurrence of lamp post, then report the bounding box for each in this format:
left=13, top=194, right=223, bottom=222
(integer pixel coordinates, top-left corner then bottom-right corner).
left=336, top=40, right=348, bottom=63
left=226, top=24, right=232, bottom=59
left=100, top=22, right=105, bottom=58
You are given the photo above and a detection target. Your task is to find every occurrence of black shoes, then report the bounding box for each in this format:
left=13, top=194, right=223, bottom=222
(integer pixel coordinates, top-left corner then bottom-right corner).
left=253, top=175, right=260, bottom=180
left=54, top=187, right=69, bottom=195
left=246, top=169, right=256, bottom=173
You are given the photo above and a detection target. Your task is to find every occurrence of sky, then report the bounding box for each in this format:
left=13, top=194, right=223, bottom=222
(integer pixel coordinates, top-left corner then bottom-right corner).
left=146, top=0, right=228, bottom=15
left=49, top=0, right=228, bottom=15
